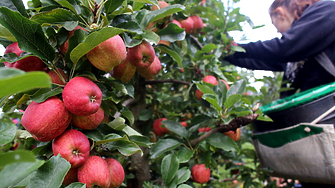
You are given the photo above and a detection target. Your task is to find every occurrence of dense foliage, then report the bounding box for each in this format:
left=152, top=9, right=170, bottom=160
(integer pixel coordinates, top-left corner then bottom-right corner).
left=0, top=0, right=282, bottom=187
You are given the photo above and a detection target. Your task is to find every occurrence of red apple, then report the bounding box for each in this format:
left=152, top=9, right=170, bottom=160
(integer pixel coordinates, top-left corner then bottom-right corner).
left=111, top=57, right=137, bottom=83
left=62, top=76, right=102, bottom=116
left=195, top=75, right=219, bottom=100
left=223, top=128, right=241, bottom=142
left=72, top=107, right=105, bottom=130
left=127, top=40, right=155, bottom=68
left=46, top=68, right=67, bottom=85
left=78, top=156, right=111, bottom=188
left=198, top=127, right=211, bottom=133
left=62, top=167, right=78, bottom=186
left=190, top=15, right=203, bottom=33
left=3, top=42, right=46, bottom=72
left=59, top=26, right=87, bottom=55
left=191, top=164, right=211, bottom=184
left=21, top=96, right=71, bottom=142
left=137, top=55, right=161, bottom=79
left=180, top=121, right=188, bottom=127
left=52, top=129, right=90, bottom=167
left=170, top=19, right=182, bottom=27
left=105, top=158, right=125, bottom=188
left=151, top=1, right=169, bottom=10
left=153, top=118, right=170, bottom=136
left=220, top=79, right=230, bottom=90
left=179, top=17, right=194, bottom=34
left=87, top=35, right=127, bottom=72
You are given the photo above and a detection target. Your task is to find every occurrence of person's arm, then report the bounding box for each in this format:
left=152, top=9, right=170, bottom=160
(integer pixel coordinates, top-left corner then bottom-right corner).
left=230, top=1, right=335, bottom=63
left=224, top=55, right=285, bottom=71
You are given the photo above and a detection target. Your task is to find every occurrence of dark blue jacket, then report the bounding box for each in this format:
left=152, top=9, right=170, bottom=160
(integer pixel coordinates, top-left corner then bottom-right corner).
left=225, top=0, right=335, bottom=97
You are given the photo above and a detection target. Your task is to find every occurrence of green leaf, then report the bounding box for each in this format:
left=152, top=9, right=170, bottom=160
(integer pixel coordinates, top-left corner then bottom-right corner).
left=30, top=8, right=79, bottom=30
left=230, top=45, right=246, bottom=52
left=206, top=132, right=238, bottom=151
left=143, top=30, right=160, bottom=44
left=103, top=135, right=143, bottom=156
left=150, top=139, right=182, bottom=159
left=139, top=109, right=153, bottom=121
left=0, top=0, right=28, bottom=18
left=0, top=24, right=16, bottom=41
left=0, top=7, right=55, bottom=61
left=162, top=120, right=188, bottom=139
left=0, top=150, right=37, bottom=170
left=158, top=45, right=182, bottom=67
left=122, top=126, right=142, bottom=136
left=176, top=147, right=194, bottom=163
left=146, top=4, right=185, bottom=25
left=54, top=0, right=80, bottom=14
left=161, top=153, right=179, bottom=186
left=65, top=182, right=86, bottom=188
left=30, top=87, right=63, bottom=103
left=176, top=167, right=191, bottom=185
left=202, top=44, right=218, bottom=53
left=0, top=117, right=17, bottom=146
left=120, top=108, right=135, bottom=126
left=107, top=117, right=126, bottom=131
left=177, top=184, right=193, bottom=188
left=156, top=22, right=185, bottom=42
left=0, top=68, right=51, bottom=98
left=105, top=0, right=125, bottom=14
left=26, top=155, right=71, bottom=188
left=224, top=94, right=242, bottom=109
left=227, top=79, right=246, bottom=98
left=70, top=27, right=126, bottom=64
left=129, top=135, right=152, bottom=147
left=117, top=21, right=143, bottom=34
left=0, top=150, right=44, bottom=188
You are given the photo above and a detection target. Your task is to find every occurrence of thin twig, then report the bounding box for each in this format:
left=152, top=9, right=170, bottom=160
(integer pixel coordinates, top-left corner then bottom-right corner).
left=144, top=79, right=190, bottom=85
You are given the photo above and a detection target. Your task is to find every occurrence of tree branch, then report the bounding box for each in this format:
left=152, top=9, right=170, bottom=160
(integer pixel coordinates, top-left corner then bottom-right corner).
left=190, top=113, right=258, bottom=147
left=144, top=79, right=190, bottom=85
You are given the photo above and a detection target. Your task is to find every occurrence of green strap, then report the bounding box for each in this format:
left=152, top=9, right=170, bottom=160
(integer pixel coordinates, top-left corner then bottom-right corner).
left=253, top=124, right=323, bottom=148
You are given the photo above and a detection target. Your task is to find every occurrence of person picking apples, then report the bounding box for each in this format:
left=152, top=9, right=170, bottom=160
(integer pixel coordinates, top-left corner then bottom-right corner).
left=224, top=0, right=335, bottom=187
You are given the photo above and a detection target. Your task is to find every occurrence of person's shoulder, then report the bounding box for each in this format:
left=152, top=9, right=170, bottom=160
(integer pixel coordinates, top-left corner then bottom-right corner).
left=312, top=0, right=335, bottom=9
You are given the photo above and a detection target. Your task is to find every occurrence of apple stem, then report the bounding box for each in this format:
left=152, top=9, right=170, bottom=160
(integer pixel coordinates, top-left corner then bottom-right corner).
left=90, top=95, right=97, bottom=103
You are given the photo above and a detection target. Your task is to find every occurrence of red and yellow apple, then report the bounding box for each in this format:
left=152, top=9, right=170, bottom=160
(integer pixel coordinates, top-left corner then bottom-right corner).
left=127, top=40, right=155, bottom=69
left=46, top=68, right=67, bottom=85
left=71, top=107, right=105, bottom=130
left=111, top=57, right=137, bottom=83
left=137, top=55, right=161, bottom=80
left=191, top=164, right=211, bottom=184
left=179, top=17, right=194, bottom=34
left=87, top=35, right=127, bottom=72
left=105, top=158, right=125, bottom=188
left=153, top=118, right=170, bottom=136
left=195, top=75, right=219, bottom=100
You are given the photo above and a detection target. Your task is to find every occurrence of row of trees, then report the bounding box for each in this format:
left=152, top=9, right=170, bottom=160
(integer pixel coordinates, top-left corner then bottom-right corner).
left=0, top=0, right=282, bottom=187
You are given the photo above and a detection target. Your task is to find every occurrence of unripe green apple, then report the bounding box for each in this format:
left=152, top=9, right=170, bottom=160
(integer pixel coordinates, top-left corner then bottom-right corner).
left=62, top=76, right=102, bottom=116
left=52, top=129, right=90, bottom=167
left=71, top=107, right=105, bottom=130
left=191, top=164, right=211, bottom=184
left=127, top=40, right=156, bottom=69
left=105, top=158, right=125, bottom=188
left=78, top=156, right=111, bottom=188
left=3, top=42, right=46, bottom=72
left=87, top=35, right=127, bottom=72
left=21, top=96, right=71, bottom=142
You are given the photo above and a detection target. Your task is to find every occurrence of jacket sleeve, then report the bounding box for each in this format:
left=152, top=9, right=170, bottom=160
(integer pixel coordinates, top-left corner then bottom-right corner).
left=227, top=1, right=335, bottom=65
left=224, top=55, right=286, bottom=71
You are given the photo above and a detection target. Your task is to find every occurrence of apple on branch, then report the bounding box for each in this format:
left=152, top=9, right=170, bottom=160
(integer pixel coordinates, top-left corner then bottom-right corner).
left=153, top=118, right=170, bottom=136
left=71, top=107, right=105, bottom=130
left=127, top=40, right=156, bottom=69
left=59, top=26, right=87, bottom=55
left=3, top=42, right=46, bottom=72
left=105, top=158, right=125, bottom=188
left=46, top=68, right=68, bottom=85
left=78, top=156, right=111, bottom=188
left=190, top=15, right=204, bottom=34
left=179, top=17, right=194, bottom=34
left=87, top=35, right=127, bottom=72
left=62, top=167, right=78, bottom=186
left=195, top=75, right=219, bottom=100
left=137, top=55, right=162, bottom=80
left=111, top=56, right=137, bottom=83
left=62, top=76, right=102, bottom=116
left=191, top=164, right=211, bottom=184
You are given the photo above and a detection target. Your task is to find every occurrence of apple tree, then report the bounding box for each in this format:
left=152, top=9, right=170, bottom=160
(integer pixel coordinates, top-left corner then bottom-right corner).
left=0, top=0, right=280, bottom=187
